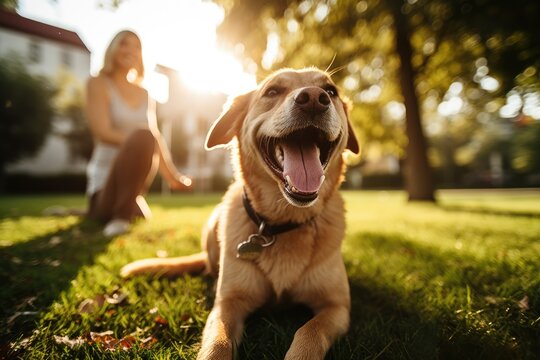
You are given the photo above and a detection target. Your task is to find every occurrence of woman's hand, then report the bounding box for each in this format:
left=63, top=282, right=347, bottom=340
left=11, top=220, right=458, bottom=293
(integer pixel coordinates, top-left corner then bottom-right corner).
left=168, top=174, right=193, bottom=191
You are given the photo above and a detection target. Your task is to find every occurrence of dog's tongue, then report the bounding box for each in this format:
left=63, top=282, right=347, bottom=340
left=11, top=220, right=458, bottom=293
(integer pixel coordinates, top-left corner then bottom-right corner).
left=282, top=140, right=323, bottom=193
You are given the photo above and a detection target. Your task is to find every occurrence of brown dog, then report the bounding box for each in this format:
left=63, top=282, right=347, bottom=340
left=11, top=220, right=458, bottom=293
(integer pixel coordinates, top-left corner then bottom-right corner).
left=121, top=68, right=359, bottom=359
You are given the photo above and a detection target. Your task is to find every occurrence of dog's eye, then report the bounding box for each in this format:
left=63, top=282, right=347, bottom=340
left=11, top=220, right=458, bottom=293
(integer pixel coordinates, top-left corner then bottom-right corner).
left=324, top=85, right=338, bottom=97
left=264, top=87, right=280, bottom=97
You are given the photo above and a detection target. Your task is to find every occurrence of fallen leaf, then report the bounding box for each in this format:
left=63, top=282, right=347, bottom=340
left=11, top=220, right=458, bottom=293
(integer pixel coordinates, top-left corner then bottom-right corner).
left=115, top=336, right=136, bottom=351
left=87, top=331, right=139, bottom=352
left=140, top=336, right=157, bottom=348
left=484, top=296, right=499, bottom=305
left=15, top=296, right=37, bottom=310
left=48, top=236, right=62, bottom=246
left=77, top=295, right=105, bottom=314
left=49, top=260, right=61, bottom=267
left=154, top=315, right=168, bottom=326
left=105, top=292, right=128, bottom=305
left=10, top=330, right=40, bottom=350
left=518, top=295, right=529, bottom=311
left=53, top=335, right=85, bottom=348
left=89, top=330, right=116, bottom=348
left=148, top=307, right=158, bottom=314
left=180, top=314, right=192, bottom=322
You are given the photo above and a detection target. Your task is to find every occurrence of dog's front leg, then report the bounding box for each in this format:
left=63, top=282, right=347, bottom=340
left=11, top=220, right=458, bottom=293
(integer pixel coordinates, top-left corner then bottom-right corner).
left=284, top=303, right=350, bottom=360
left=196, top=298, right=250, bottom=360
left=197, top=266, right=269, bottom=360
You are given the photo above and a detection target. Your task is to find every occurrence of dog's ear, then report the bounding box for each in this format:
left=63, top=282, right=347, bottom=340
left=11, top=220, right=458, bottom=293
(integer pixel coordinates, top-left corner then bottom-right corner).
left=205, top=91, right=253, bottom=150
left=341, top=97, right=360, bottom=154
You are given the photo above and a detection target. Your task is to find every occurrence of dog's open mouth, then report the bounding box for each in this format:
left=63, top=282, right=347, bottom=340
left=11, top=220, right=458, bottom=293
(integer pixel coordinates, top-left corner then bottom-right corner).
left=259, top=127, right=340, bottom=206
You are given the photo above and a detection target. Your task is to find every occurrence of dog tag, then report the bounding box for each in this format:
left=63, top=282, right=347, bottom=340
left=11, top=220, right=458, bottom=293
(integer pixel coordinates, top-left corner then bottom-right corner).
left=237, top=239, right=263, bottom=260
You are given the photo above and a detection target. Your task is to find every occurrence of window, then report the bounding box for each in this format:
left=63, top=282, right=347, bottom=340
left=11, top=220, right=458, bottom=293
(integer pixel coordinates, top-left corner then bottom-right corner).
left=28, top=41, right=41, bottom=63
left=61, top=50, right=72, bottom=68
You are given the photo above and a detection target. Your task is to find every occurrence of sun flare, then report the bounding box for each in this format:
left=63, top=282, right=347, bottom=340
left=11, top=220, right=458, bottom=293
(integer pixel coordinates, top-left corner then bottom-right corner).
left=19, top=0, right=256, bottom=97
left=132, top=0, right=256, bottom=96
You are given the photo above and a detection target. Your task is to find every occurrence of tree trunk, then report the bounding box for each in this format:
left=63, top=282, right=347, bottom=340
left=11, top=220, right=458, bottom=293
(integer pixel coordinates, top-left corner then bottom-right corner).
left=390, top=0, right=436, bottom=202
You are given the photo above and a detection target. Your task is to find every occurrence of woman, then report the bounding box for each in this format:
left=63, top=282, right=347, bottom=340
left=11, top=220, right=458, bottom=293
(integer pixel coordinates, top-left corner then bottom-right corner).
left=85, top=30, right=191, bottom=237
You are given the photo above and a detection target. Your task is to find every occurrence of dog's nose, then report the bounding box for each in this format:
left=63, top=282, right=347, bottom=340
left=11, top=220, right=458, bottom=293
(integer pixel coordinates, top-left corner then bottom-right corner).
left=294, top=87, right=331, bottom=115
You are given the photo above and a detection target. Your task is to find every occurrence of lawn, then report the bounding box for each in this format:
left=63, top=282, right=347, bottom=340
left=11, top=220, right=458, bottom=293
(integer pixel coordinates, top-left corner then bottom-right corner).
left=0, top=190, right=539, bottom=359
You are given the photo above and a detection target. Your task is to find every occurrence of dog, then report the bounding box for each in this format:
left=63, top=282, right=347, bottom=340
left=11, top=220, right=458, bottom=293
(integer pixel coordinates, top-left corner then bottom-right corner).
left=120, top=67, right=359, bottom=359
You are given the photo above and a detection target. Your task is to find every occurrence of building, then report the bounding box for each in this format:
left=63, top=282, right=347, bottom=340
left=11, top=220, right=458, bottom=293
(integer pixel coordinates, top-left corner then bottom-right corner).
left=0, top=8, right=91, bottom=174
left=155, top=65, right=232, bottom=192
left=1, top=8, right=231, bottom=191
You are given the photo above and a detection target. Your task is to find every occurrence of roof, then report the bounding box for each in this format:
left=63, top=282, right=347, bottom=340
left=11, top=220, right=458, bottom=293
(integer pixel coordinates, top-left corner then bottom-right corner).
left=0, top=8, right=89, bottom=52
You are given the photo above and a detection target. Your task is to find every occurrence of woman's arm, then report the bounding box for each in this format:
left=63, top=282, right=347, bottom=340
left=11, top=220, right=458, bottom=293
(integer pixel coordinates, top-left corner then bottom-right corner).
left=147, top=97, right=192, bottom=190
left=85, top=76, right=126, bottom=146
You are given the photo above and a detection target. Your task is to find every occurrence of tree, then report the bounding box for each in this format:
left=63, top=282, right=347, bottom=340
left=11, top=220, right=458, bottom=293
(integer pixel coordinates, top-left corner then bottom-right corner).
left=214, top=0, right=540, bottom=200
left=0, top=57, right=55, bottom=186
left=53, top=69, right=93, bottom=161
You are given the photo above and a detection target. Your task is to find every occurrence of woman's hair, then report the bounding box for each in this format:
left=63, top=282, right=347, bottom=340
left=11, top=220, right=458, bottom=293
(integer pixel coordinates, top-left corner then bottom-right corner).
left=99, top=30, right=144, bottom=84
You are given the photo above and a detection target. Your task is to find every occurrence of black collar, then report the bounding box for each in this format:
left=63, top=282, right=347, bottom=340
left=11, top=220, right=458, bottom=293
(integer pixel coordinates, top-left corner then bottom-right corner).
left=242, top=188, right=307, bottom=237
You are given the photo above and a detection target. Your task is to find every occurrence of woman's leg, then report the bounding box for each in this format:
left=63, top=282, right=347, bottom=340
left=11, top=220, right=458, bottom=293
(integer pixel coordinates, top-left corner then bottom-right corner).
left=88, top=129, right=159, bottom=223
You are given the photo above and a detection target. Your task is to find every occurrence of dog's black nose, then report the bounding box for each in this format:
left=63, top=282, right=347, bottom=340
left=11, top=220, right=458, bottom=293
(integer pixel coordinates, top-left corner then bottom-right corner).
left=294, top=87, right=331, bottom=115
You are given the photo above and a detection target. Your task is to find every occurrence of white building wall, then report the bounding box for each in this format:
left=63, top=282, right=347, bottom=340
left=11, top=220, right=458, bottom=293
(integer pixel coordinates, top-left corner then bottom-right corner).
left=0, top=28, right=90, bottom=79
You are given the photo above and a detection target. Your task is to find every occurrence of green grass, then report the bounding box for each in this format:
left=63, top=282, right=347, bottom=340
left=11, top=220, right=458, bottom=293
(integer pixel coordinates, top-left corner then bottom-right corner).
left=1, top=190, right=539, bottom=359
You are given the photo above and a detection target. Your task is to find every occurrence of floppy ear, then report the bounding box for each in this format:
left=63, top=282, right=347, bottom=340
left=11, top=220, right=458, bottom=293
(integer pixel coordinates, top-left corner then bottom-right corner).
left=341, top=97, right=360, bottom=154
left=347, top=121, right=360, bottom=154
left=205, top=91, right=253, bottom=150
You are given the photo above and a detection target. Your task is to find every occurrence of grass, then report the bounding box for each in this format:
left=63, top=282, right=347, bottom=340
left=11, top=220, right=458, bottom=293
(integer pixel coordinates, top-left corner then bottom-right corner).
left=0, top=190, right=539, bottom=359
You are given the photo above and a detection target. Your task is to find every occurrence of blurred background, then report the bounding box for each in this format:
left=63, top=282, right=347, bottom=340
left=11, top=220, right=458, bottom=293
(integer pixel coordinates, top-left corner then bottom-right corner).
left=1, top=0, right=539, bottom=200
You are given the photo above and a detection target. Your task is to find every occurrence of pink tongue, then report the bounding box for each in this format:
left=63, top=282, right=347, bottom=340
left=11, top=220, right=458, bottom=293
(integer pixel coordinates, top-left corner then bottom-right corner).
left=282, top=141, right=323, bottom=193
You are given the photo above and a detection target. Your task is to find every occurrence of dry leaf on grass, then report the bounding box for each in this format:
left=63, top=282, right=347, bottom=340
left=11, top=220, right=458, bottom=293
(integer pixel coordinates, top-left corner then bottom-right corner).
left=53, top=328, right=158, bottom=352
left=518, top=295, right=529, bottom=311
left=53, top=335, right=85, bottom=348
left=77, top=295, right=105, bottom=314
left=154, top=315, right=168, bottom=326
left=105, top=291, right=128, bottom=305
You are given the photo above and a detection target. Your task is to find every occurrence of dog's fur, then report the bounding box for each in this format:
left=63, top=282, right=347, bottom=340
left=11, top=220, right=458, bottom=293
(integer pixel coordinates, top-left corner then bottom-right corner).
left=121, top=68, right=359, bottom=359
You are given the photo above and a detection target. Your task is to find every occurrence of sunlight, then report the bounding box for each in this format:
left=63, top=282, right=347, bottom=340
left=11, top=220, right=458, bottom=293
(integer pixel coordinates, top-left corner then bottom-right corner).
left=122, top=0, right=256, bottom=96
left=18, top=0, right=256, bottom=96
left=161, top=45, right=256, bottom=95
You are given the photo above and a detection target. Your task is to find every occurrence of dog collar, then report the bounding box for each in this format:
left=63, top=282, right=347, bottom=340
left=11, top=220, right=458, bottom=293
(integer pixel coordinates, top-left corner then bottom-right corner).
left=237, top=189, right=310, bottom=260
left=242, top=189, right=304, bottom=236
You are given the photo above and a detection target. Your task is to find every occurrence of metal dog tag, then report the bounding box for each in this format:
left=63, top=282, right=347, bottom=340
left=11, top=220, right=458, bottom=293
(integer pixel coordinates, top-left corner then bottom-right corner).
left=237, top=234, right=265, bottom=260
left=236, top=222, right=277, bottom=261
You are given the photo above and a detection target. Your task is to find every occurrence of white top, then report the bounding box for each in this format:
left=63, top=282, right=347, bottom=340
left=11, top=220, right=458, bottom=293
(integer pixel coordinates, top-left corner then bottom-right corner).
left=86, top=80, right=149, bottom=195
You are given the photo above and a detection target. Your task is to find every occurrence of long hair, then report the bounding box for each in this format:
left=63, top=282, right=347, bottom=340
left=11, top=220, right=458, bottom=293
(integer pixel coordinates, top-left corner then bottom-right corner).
left=99, top=30, right=144, bottom=84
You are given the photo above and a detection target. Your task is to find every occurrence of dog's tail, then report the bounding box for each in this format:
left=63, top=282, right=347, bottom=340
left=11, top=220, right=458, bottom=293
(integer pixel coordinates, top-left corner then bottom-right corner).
left=120, top=252, right=208, bottom=278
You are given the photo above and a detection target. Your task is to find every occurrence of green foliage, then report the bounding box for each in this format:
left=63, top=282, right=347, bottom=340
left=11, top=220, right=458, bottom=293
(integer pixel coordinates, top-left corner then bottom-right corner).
left=215, top=0, right=540, bottom=188
left=0, top=191, right=539, bottom=358
left=53, top=70, right=93, bottom=161
left=0, top=57, right=55, bottom=170
left=511, top=123, right=540, bottom=175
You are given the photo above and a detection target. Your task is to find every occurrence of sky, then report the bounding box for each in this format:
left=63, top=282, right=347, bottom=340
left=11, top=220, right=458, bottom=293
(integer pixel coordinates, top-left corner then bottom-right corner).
left=17, top=0, right=257, bottom=97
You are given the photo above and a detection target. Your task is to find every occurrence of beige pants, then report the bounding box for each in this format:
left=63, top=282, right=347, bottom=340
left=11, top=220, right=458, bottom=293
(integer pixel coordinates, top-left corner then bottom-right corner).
left=88, top=129, right=158, bottom=223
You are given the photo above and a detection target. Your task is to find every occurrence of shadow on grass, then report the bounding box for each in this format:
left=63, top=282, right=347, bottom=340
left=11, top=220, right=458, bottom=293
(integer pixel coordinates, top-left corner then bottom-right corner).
left=234, top=228, right=539, bottom=359
left=342, top=230, right=539, bottom=359
left=0, top=217, right=110, bottom=345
